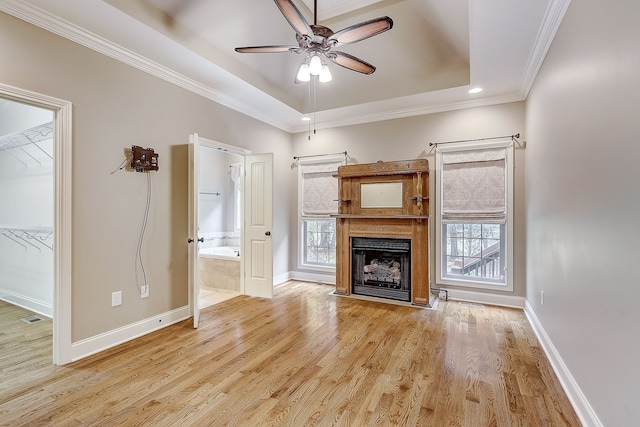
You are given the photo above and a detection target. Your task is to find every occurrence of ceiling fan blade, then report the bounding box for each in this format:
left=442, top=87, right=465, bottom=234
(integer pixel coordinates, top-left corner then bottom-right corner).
left=235, top=45, right=298, bottom=53
left=327, top=17, right=393, bottom=46
left=274, top=0, right=313, bottom=37
left=328, top=51, right=376, bottom=75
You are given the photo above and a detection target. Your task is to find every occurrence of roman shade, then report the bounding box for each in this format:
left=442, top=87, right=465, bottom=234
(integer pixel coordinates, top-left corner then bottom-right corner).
left=300, top=160, right=341, bottom=216
left=440, top=147, right=506, bottom=221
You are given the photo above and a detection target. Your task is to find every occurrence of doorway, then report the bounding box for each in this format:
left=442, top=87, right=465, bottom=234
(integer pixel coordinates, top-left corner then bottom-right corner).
left=0, top=98, right=54, bottom=369
left=0, top=98, right=54, bottom=315
left=197, top=145, right=244, bottom=309
left=0, top=83, right=73, bottom=365
left=188, top=134, right=273, bottom=328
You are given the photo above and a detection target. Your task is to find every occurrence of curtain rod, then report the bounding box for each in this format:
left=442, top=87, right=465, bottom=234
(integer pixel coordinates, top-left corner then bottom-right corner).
left=429, top=133, right=520, bottom=147
left=293, top=151, right=347, bottom=160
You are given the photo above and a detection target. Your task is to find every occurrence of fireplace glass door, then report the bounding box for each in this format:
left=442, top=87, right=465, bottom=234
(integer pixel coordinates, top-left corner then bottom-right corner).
left=352, top=238, right=411, bottom=302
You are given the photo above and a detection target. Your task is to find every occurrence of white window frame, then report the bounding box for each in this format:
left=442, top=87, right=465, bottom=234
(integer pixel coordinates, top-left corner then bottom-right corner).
left=435, top=140, right=514, bottom=291
left=296, top=155, right=344, bottom=272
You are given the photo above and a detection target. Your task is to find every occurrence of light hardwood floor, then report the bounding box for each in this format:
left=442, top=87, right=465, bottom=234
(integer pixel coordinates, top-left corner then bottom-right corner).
left=0, top=281, right=581, bottom=426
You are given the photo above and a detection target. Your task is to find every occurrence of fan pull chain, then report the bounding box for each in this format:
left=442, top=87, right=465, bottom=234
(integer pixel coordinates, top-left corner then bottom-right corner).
left=308, top=76, right=318, bottom=140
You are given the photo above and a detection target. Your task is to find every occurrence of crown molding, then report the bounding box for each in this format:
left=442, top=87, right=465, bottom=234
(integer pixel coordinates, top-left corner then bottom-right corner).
left=292, top=92, right=526, bottom=133
left=0, top=0, right=558, bottom=135
left=521, top=0, right=572, bottom=96
left=0, top=0, right=295, bottom=132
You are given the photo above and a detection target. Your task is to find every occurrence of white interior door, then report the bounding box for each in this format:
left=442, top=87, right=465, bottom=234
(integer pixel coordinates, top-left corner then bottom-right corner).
left=188, top=134, right=202, bottom=328
left=243, top=154, right=273, bottom=298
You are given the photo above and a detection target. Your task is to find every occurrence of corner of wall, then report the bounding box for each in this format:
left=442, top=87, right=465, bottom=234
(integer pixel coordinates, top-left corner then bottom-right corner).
left=523, top=300, right=603, bottom=427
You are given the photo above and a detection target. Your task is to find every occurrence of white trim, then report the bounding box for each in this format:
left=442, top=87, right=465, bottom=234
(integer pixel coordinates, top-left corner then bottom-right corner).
left=0, top=0, right=564, bottom=134
left=0, top=292, right=53, bottom=318
left=289, top=270, right=336, bottom=285
left=70, top=306, right=190, bottom=362
left=188, top=134, right=251, bottom=324
left=443, top=288, right=524, bottom=309
left=273, top=272, right=291, bottom=286
left=521, top=0, right=572, bottom=96
left=291, top=93, right=526, bottom=134
left=434, top=140, right=514, bottom=292
left=0, top=83, right=73, bottom=365
left=191, top=135, right=252, bottom=156
left=524, top=300, right=603, bottom=427
left=0, top=0, right=295, bottom=133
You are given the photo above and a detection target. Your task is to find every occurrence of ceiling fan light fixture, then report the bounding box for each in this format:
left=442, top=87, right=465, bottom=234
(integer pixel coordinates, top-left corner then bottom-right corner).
left=309, top=54, right=323, bottom=75
left=319, top=64, right=332, bottom=82
left=297, top=63, right=311, bottom=82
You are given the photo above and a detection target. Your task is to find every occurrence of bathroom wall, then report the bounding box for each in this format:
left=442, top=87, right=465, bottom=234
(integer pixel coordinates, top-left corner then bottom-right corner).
left=198, top=146, right=242, bottom=248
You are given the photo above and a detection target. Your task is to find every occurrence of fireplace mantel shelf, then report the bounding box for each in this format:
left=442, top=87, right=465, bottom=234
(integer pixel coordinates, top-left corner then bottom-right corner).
left=332, top=214, right=429, bottom=220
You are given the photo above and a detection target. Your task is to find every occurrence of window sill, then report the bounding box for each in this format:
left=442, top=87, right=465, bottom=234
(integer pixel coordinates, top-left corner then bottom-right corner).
left=298, top=263, right=336, bottom=274
left=437, top=277, right=512, bottom=292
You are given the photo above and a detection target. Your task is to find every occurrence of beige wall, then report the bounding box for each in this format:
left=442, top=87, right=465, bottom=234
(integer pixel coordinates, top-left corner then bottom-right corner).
left=291, top=102, right=527, bottom=297
left=526, top=0, right=640, bottom=425
left=0, top=12, right=292, bottom=341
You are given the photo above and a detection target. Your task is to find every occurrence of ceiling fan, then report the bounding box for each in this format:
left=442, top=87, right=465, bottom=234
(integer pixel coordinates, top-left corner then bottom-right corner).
left=234, top=0, right=393, bottom=81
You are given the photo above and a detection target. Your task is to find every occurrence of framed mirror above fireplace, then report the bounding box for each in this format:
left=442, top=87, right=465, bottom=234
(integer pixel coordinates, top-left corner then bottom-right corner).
left=360, top=182, right=403, bottom=208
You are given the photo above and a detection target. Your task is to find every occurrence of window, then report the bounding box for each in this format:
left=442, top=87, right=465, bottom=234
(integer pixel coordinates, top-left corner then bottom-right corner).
left=302, top=219, right=336, bottom=266
left=435, top=142, right=513, bottom=290
left=298, top=157, right=343, bottom=270
left=443, top=222, right=504, bottom=282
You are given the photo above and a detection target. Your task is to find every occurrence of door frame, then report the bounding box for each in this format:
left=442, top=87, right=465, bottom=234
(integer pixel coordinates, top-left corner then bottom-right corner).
left=188, top=135, right=251, bottom=327
left=0, top=83, right=73, bottom=365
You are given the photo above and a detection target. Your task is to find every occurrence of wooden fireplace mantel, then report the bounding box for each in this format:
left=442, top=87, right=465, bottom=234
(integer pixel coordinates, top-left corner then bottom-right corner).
left=333, top=159, right=432, bottom=306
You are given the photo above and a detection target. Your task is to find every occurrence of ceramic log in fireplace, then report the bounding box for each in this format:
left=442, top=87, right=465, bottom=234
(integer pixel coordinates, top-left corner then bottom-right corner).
left=333, top=160, right=434, bottom=307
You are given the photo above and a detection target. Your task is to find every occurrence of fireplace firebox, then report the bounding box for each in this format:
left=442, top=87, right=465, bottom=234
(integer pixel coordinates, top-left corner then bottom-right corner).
left=352, top=237, right=411, bottom=302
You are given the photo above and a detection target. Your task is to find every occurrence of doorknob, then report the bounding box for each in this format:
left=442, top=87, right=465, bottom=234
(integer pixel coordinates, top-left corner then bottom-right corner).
left=265, top=231, right=271, bottom=236
left=188, top=237, right=205, bottom=243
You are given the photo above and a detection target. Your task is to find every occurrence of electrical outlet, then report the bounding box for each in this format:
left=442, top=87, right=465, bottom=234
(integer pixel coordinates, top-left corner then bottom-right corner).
left=141, top=285, right=149, bottom=298
left=540, top=290, right=544, bottom=306
left=112, top=291, right=122, bottom=307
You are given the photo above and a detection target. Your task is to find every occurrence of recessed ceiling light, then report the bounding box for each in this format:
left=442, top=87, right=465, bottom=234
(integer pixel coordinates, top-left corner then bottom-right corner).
left=301, top=116, right=311, bottom=121
left=468, top=87, right=483, bottom=94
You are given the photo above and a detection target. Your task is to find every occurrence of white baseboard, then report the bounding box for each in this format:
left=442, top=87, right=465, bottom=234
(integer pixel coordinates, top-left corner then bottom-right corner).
left=0, top=290, right=53, bottom=318
left=284, top=274, right=522, bottom=308
left=70, top=306, right=190, bottom=362
left=442, top=288, right=525, bottom=308
left=288, top=270, right=336, bottom=285
left=273, top=272, right=291, bottom=285
left=524, top=300, right=602, bottom=427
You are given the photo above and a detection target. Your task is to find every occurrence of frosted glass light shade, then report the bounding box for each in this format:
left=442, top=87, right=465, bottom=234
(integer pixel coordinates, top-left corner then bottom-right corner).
left=296, top=63, right=311, bottom=82
left=309, top=55, right=323, bottom=75
left=319, top=64, right=332, bottom=82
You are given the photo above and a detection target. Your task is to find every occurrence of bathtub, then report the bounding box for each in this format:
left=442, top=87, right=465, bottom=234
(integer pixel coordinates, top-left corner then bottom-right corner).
left=199, top=246, right=241, bottom=291
left=199, top=246, right=240, bottom=261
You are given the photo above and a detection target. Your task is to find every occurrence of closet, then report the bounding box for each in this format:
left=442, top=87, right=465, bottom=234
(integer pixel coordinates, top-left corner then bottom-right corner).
left=0, top=99, right=54, bottom=317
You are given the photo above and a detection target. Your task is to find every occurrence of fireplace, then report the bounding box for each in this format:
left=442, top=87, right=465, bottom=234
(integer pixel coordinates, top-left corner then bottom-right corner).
left=352, top=237, right=411, bottom=302
left=333, top=160, right=433, bottom=307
